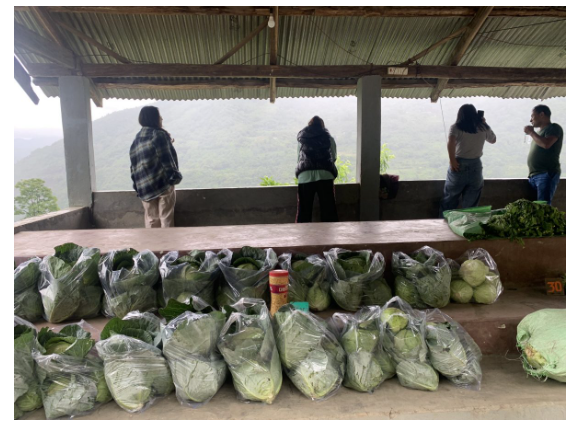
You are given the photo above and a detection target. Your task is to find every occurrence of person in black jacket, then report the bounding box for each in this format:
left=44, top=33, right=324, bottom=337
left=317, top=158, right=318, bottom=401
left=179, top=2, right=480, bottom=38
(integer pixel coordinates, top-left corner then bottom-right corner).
left=295, top=116, right=339, bottom=223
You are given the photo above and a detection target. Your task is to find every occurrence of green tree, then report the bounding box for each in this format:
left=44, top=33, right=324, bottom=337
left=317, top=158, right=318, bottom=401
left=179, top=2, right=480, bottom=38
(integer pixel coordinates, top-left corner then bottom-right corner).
left=380, top=143, right=395, bottom=174
left=335, top=158, right=355, bottom=184
left=259, top=176, right=291, bottom=186
left=14, top=178, right=59, bottom=219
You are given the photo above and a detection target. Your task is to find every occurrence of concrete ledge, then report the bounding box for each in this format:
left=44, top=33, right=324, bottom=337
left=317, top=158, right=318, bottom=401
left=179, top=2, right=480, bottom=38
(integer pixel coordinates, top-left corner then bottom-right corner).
left=23, top=355, right=565, bottom=420
left=14, top=207, right=92, bottom=234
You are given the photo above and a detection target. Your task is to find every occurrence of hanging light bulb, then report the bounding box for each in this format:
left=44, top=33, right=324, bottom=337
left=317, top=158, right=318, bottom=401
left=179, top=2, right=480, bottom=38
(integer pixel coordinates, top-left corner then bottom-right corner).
left=268, top=15, right=275, bottom=28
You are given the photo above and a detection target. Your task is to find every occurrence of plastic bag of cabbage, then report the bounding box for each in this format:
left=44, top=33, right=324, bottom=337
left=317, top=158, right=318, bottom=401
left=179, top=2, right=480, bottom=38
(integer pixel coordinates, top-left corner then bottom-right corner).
left=330, top=306, right=395, bottom=393
left=324, top=248, right=392, bottom=311
left=448, top=248, right=503, bottom=305
left=217, top=247, right=278, bottom=307
left=14, top=316, right=43, bottom=419
left=161, top=298, right=228, bottom=407
left=217, top=298, right=282, bottom=404
left=99, top=249, right=159, bottom=318
left=392, top=246, right=451, bottom=309
left=39, top=243, right=102, bottom=323
left=274, top=304, right=345, bottom=400
left=279, top=253, right=332, bottom=311
left=14, top=257, right=43, bottom=322
left=96, top=312, right=173, bottom=413
left=424, top=309, right=483, bottom=390
left=516, top=309, right=565, bottom=383
left=380, top=297, right=438, bottom=391
left=33, top=322, right=111, bottom=419
left=160, top=249, right=229, bottom=307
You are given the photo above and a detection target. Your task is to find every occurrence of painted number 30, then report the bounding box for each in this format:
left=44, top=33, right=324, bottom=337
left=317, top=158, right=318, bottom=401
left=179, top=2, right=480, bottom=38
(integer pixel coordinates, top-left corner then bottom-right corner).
left=547, top=281, right=564, bottom=293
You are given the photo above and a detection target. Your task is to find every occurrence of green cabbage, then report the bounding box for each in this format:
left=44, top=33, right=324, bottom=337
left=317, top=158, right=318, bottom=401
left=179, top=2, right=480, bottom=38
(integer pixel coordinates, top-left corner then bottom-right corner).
left=279, top=253, right=331, bottom=311
left=473, top=282, right=498, bottom=304
left=450, top=279, right=474, bottom=303
left=380, top=308, right=409, bottom=334
left=362, top=279, right=393, bottom=306
left=14, top=318, right=43, bottom=419
left=14, top=258, right=43, bottom=322
left=307, top=281, right=331, bottom=311
left=394, top=275, right=425, bottom=308
left=396, top=361, right=438, bottom=391
left=459, top=259, right=489, bottom=287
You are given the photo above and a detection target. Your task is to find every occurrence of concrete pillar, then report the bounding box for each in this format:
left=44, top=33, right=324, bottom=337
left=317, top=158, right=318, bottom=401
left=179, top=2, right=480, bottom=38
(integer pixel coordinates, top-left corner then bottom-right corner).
left=59, top=76, right=96, bottom=208
left=356, top=75, right=381, bottom=221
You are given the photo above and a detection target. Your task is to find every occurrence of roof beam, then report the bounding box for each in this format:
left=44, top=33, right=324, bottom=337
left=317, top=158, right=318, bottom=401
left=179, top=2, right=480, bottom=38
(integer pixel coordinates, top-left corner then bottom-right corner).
left=399, top=25, right=468, bottom=66
left=33, top=77, right=565, bottom=91
left=269, top=7, right=279, bottom=103
left=430, top=6, right=493, bottom=102
left=15, top=6, right=566, bottom=18
left=14, top=57, right=40, bottom=104
left=214, top=18, right=269, bottom=64
left=14, top=21, right=76, bottom=69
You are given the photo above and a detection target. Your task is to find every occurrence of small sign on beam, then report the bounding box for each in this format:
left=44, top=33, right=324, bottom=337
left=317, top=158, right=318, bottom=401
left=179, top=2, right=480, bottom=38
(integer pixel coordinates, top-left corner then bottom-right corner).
left=388, top=67, right=409, bottom=76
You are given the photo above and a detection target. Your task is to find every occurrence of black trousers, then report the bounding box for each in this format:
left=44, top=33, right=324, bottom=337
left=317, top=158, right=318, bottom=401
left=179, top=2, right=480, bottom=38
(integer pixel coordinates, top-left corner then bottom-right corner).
left=296, top=179, right=339, bottom=223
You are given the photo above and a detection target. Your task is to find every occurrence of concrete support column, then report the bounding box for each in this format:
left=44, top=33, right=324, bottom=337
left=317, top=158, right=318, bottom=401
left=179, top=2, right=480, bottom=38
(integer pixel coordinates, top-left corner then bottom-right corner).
left=356, top=75, right=381, bottom=221
left=59, top=76, right=96, bottom=208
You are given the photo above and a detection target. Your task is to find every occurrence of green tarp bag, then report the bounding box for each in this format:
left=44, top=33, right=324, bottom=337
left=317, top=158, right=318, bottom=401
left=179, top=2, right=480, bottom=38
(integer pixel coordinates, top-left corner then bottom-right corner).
left=516, top=309, right=566, bottom=383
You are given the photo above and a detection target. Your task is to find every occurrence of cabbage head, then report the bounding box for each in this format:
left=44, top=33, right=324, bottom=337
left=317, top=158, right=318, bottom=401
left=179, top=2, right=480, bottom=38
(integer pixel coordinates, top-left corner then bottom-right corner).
left=473, top=282, right=498, bottom=304
left=393, top=329, right=423, bottom=360
left=450, top=279, right=473, bottom=304
left=14, top=258, right=43, bottom=322
left=362, top=279, right=393, bottom=306
left=308, top=281, right=331, bottom=311
left=425, top=322, right=468, bottom=376
left=14, top=321, right=43, bottom=419
left=394, top=275, right=425, bottom=309
left=396, top=361, right=438, bottom=391
left=380, top=308, right=408, bottom=334
left=459, top=259, right=489, bottom=287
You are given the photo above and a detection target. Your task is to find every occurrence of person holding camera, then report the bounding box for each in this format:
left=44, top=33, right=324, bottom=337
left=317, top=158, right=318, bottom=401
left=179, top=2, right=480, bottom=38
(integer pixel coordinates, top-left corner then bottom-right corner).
left=439, top=104, right=496, bottom=217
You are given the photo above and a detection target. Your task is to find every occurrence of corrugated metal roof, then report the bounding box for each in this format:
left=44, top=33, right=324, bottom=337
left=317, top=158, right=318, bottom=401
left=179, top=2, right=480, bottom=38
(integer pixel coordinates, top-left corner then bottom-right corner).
left=14, top=10, right=566, bottom=101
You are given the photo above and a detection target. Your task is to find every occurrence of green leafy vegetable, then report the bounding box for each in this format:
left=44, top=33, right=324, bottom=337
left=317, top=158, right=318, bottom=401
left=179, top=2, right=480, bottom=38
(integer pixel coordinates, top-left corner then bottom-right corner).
left=459, top=259, right=489, bottom=287
left=14, top=317, right=43, bottom=419
left=274, top=304, right=345, bottom=400
left=450, top=280, right=474, bottom=304
left=14, top=257, right=43, bottom=322
left=39, top=243, right=102, bottom=323
left=396, top=361, right=438, bottom=391
left=99, top=249, right=159, bottom=318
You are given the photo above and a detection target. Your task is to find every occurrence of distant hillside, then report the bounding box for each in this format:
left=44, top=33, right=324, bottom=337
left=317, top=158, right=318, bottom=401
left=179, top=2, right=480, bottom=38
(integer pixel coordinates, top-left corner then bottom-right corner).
left=14, top=96, right=566, bottom=211
left=14, top=128, right=62, bottom=163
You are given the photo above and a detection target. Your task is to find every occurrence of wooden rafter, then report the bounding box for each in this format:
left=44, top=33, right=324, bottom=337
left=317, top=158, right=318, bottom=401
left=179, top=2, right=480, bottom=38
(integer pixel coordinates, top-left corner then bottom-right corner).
left=32, top=77, right=565, bottom=91
left=14, top=6, right=567, bottom=18
left=14, top=21, right=76, bottom=68
left=24, top=63, right=566, bottom=82
left=14, top=57, right=40, bottom=104
left=399, top=25, right=468, bottom=66
left=214, top=18, right=269, bottom=64
left=430, top=6, right=493, bottom=102
left=269, top=6, right=279, bottom=103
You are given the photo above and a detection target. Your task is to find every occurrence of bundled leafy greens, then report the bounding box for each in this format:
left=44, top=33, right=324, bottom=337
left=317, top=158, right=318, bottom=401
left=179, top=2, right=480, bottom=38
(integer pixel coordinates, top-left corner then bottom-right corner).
left=14, top=317, right=43, bottom=419
left=424, top=309, right=483, bottom=390
left=325, top=248, right=390, bottom=311
left=217, top=298, right=282, bottom=404
left=14, top=257, right=43, bottom=322
left=161, top=299, right=228, bottom=407
left=99, top=249, right=159, bottom=318
left=516, top=309, right=565, bottom=383
left=392, top=246, right=451, bottom=309
left=160, top=250, right=229, bottom=307
left=279, top=253, right=331, bottom=311
left=39, top=243, right=102, bottom=323
left=331, top=306, right=395, bottom=393
left=274, top=304, right=345, bottom=400
left=381, top=297, right=438, bottom=391
left=33, top=323, right=112, bottom=419
left=96, top=312, right=173, bottom=413
left=217, top=247, right=278, bottom=307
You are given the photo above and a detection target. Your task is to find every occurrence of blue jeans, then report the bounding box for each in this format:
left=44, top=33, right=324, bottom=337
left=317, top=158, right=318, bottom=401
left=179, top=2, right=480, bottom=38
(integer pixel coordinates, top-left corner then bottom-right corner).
left=528, top=171, right=560, bottom=205
left=440, top=158, right=483, bottom=217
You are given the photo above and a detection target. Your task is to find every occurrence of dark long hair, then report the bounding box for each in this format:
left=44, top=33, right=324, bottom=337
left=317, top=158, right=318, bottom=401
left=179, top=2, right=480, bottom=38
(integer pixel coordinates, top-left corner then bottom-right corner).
left=138, top=106, right=174, bottom=142
left=454, top=104, right=486, bottom=134
left=307, top=115, right=330, bottom=134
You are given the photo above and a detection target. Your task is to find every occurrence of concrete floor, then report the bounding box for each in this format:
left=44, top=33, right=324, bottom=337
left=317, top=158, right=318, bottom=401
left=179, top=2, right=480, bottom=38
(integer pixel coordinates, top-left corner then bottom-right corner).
left=23, top=355, right=565, bottom=420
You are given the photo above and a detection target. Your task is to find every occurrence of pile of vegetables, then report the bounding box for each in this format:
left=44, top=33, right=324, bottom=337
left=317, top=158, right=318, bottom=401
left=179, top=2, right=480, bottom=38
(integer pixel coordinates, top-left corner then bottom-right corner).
left=99, top=249, right=159, bottom=318
left=96, top=312, right=173, bottom=412
left=217, top=298, right=282, bottom=404
left=516, top=309, right=566, bottom=383
left=279, top=253, right=331, bottom=311
left=161, top=299, right=228, bottom=407
left=14, top=257, right=43, bottom=322
left=449, top=248, right=503, bottom=305
left=331, top=306, right=395, bottom=393
left=392, top=246, right=451, bottom=309
left=217, top=247, right=278, bottom=307
left=33, top=323, right=111, bottom=419
left=160, top=250, right=229, bottom=307
left=325, top=248, right=391, bottom=311
left=39, top=243, right=102, bottom=323
left=14, top=317, right=43, bottom=419
left=380, top=298, right=438, bottom=391
left=274, top=304, right=345, bottom=400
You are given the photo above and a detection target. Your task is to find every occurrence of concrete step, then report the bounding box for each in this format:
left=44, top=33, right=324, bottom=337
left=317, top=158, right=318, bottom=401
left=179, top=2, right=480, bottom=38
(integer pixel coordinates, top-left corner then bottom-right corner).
left=23, top=355, right=565, bottom=420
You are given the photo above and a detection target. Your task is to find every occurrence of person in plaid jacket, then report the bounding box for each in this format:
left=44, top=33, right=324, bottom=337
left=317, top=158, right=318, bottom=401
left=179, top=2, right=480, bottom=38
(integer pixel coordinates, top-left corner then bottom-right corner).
left=130, top=106, right=182, bottom=227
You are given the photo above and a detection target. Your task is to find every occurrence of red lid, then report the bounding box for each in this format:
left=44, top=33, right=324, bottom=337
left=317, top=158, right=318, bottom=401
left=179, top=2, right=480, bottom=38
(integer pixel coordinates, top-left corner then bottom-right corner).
left=269, top=270, right=289, bottom=277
